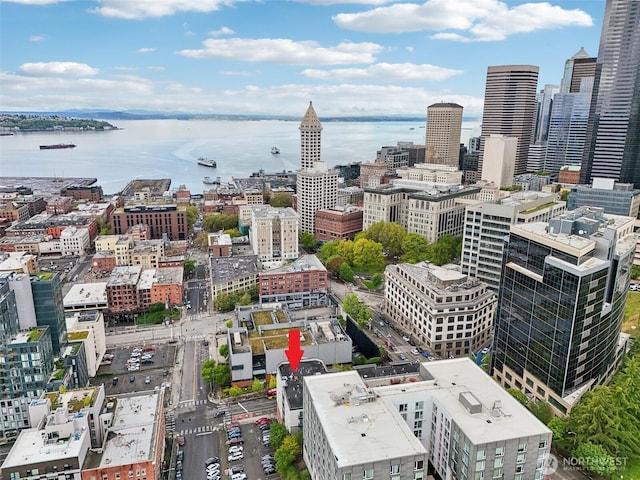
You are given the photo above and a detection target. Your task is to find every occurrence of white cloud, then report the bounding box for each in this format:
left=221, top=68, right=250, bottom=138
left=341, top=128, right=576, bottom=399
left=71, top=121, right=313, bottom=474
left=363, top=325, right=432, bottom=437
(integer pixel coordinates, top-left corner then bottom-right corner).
left=301, top=62, right=463, bottom=82
left=29, top=35, right=47, bottom=42
left=209, top=26, right=235, bottom=37
left=291, top=0, right=391, bottom=4
left=333, top=0, right=592, bottom=41
left=177, top=38, right=381, bottom=65
left=0, top=70, right=484, bottom=117
left=114, top=66, right=139, bottom=71
left=90, top=0, right=243, bottom=20
left=19, top=62, right=99, bottom=77
left=148, top=66, right=166, bottom=71
left=137, top=47, right=156, bottom=53
left=220, top=70, right=261, bottom=77
left=3, top=0, right=66, bottom=4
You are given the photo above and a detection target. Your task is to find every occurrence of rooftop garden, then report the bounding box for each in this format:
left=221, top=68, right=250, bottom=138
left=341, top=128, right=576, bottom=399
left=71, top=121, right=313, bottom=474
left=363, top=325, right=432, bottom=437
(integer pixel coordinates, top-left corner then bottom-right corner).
left=252, top=311, right=276, bottom=326
left=69, top=343, right=82, bottom=355
left=51, top=368, right=66, bottom=381
left=248, top=327, right=312, bottom=354
left=68, top=331, right=89, bottom=341
left=34, top=271, right=54, bottom=280
left=519, top=202, right=558, bottom=215
left=27, top=328, right=44, bottom=342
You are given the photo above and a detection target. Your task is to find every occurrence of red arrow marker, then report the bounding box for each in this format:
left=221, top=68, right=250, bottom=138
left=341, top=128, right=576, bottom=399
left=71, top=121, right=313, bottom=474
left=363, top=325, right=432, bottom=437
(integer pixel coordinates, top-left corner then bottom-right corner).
left=285, top=330, right=304, bottom=372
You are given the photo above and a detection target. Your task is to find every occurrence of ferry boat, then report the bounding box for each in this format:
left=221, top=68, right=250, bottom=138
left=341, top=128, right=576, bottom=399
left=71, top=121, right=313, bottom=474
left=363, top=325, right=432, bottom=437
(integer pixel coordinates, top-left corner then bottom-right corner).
left=197, top=157, right=217, bottom=168
left=271, top=146, right=280, bottom=154
left=40, top=143, right=76, bottom=150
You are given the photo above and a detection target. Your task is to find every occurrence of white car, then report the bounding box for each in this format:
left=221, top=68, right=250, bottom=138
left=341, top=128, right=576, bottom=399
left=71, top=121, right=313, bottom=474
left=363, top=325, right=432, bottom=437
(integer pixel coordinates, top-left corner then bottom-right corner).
left=127, top=365, right=139, bottom=371
left=228, top=446, right=243, bottom=454
left=231, top=474, right=247, bottom=480
left=228, top=453, right=244, bottom=462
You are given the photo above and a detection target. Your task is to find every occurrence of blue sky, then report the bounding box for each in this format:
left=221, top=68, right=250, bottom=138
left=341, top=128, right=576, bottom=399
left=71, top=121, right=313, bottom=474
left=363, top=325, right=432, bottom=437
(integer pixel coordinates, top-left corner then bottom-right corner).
left=0, top=0, right=604, bottom=117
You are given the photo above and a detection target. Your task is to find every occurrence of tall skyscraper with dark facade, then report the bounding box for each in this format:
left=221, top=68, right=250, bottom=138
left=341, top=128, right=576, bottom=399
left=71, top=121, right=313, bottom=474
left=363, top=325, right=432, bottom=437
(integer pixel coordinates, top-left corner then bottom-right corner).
left=478, top=65, right=539, bottom=176
left=30, top=272, right=67, bottom=355
left=492, top=207, right=636, bottom=415
left=580, top=0, right=640, bottom=187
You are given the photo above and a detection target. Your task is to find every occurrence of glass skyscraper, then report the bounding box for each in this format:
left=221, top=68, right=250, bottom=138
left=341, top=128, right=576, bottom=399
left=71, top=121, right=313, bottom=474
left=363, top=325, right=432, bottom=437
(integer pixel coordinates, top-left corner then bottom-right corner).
left=581, top=0, right=640, bottom=187
left=30, top=272, right=67, bottom=355
left=492, top=207, right=636, bottom=415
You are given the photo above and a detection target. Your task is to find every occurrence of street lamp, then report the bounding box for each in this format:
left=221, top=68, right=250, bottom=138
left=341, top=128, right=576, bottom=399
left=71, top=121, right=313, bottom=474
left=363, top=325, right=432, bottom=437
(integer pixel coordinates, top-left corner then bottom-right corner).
left=567, top=431, right=577, bottom=446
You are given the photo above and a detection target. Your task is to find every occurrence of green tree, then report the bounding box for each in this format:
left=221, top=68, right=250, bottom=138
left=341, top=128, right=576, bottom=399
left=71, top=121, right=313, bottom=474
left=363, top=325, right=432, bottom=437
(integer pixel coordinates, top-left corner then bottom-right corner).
left=269, top=192, right=293, bottom=207
left=194, top=230, right=209, bottom=248
left=251, top=378, right=264, bottom=393
left=506, top=388, right=529, bottom=406
left=237, top=292, right=252, bottom=306
left=547, top=417, right=568, bottom=442
left=203, top=213, right=238, bottom=232
left=219, top=343, right=229, bottom=358
left=186, top=205, right=199, bottom=227
left=269, top=375, right=277, bottom=389
left=528, top=400, right=554, bottom=425
left=184, top=258, right=196, bottom=276
left=342, top=293, right=361, bottom=317
left=226, top=319, right=233, bottom=329
left=300, top=232, right=318, bottom=250
left=269, top=422, right=288, bottom=450
left=360, top=221, right=407, bottom=257
left=632, top=264, right=640, bottom=280
left=338, top=263, right=354, bottom=283
left=572, top=443, right=617, bottom=476
left=351, top=238, right=385, bottom=272
left=201, top=359, right=216, bottom=387
left=228, top=386, right=242, bottom=397
left=214, top=292, right=235, bottom=312
left=317, top=241, right=339, bottom=263
left=326, top=256, right=345, bottom=277
left=213, top=364, right=231, bottom=386
left=335, top=240, right=355, bottom=265
left=371, top=273, right=383, bottom=288
left=400, top=233, right=430, bottom=264
left=356, top=304, right=372, bottom=329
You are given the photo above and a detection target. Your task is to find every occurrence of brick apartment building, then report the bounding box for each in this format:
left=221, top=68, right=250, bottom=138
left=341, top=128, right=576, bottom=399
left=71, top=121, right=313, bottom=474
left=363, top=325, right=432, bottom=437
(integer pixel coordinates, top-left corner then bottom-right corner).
left=315, top=206, right=363, bottom=241
left=110, top=204, right=187, bottom=240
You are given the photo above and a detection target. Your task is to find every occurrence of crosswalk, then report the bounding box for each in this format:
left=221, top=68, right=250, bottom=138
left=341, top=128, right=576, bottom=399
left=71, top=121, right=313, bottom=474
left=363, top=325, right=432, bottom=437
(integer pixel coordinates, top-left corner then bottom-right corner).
left=177, top=399, right=208, bottom=408
left=178, top=424, right=218, bottom=436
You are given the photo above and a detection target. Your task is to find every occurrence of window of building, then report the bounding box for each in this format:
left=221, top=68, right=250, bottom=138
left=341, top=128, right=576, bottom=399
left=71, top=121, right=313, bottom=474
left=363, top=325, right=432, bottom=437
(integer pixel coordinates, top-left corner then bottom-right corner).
left=517, top=442, right=527, bottom=453
left=516, top=466, right=524, bottom=474
left=415, top=460, right=424, bottom=471
left=516, top=454, right=526, bottom=464
left=477, top=450, right=486, bottom=460
left=364, top=469, right=374, bottom=480
left=495, top=446, right=505, bottom=457
left=391, top=465, right=400, bottom=475
left=399, top=403, right=408, bottom=412
left=343, top=473, right=351, bottom=480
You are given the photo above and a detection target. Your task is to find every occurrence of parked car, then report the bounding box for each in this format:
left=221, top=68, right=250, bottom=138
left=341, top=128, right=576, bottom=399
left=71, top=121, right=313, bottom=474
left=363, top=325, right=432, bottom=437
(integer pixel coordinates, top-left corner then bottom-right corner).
left=215, top=409, right=227, bottom=418
left=255, top=417, right=271, bottom=425
left=228, top=453, right=244, bottom=462
left=226, top=438, right=244, bottom=446
left=129, top=375, right=135, bottom=382
left=231, top=465, right=245, bottom=474
left=205, top=457, right=219, bottom=466
left=144, top=376, right=151, bottom=384
left=228, top=446, right=243, bottom=454
left=178, top=436, right=185, bottom=446
left=177, top=451, right=184, bottom=462
left=231, top=473, right=247, bottom=480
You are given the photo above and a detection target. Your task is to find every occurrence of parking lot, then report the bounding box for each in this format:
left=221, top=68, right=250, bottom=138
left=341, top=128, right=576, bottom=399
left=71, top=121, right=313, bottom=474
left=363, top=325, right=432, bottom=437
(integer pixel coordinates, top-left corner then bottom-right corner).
left=91, top=343, right=177, bottom=396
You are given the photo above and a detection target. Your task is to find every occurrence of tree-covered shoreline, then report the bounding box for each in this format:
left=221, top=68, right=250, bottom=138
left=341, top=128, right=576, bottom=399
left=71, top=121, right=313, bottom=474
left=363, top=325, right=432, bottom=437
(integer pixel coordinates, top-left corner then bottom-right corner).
left=0, top=114, right=118, bottom=131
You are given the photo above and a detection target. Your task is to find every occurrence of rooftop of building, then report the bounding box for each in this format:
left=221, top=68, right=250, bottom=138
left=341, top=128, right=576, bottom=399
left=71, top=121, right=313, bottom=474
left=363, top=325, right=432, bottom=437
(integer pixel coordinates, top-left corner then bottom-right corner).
left=93, top=250, right=115, bottom=258
left=11, top=327, right=48, bottom=344
left=0, top=233, right=54, bottom=244
left=412, top=358, right=550, bottom=443
left=304, top=370, right=427, bottom=467
left=66, top=310, right=103, bottom=327
left=152, top=266, right=183, bottom=285
left=210, top=255, right=259, bottom=284
left=390, top=262, right=487, bottom=294
left=252, top=205, right=298, bottom=219
left=83, top=391, right=162, bottom=470
left=131, top=240, right=164, bottom=254
left=106, top=266, right=142, bottom=287
left=0, top=177, right=97, bottom=197
left=63, top=282, right=108, bottom=306
left=260, top=255, right=326, bottom=275
left=0, top=252, right=35, bottom=270
left=1, top=419, right=90, bottom=469
left=278, top=359, right=328, bottom=410
left=138, top=269, right=155, bottom=290
left=365, top=182, right=480, bottom=201
left=208, top=231, right=233, bottom=246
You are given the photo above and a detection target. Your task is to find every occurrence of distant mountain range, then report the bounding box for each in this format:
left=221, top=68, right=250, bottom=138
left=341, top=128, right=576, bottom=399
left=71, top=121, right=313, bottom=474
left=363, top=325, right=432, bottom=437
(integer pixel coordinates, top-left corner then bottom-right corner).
left=1, top=109, right=479, bottom=124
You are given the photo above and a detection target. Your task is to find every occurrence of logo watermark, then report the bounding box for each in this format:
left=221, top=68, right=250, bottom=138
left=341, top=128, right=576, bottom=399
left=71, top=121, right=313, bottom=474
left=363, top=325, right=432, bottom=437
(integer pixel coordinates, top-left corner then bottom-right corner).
left=543, top=453, right=628, bottom=475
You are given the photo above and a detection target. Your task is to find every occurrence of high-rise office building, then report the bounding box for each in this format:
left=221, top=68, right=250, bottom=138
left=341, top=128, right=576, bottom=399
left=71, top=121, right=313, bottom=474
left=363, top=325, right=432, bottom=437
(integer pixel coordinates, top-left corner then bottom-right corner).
left=479, top=65, right=539, bottom=176
left=481, top=135, right=517, bottom=188
left=425, top=102, right=463, bottom=166
left=560, top=47, right=596, bottom=94
left=533, top=84, right=559, bottom=143
left=581, top=0, right=640, bottom=187
left=295, top=102, right=338, bottom=234
left=493, top=207, right=636, bottom=415
left=30, top=272, right=67, bottom=355
left=544, top=77, right=593, bottom=176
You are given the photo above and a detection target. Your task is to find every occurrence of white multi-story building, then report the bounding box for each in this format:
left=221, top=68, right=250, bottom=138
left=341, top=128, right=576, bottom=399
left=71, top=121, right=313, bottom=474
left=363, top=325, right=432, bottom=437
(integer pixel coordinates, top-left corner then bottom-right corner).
left=60, top=226, right=91, bottom=256
left=303, top=358, right=552, bottom=480
left=250, top=206, right=299, bottom=268
left=384, top=263, right=497, bottom=357
left=296, top=102, right=338, bottom=235
left=65, top=310, right=107, bottom=376
left=461, top=192, right=566, bottom=289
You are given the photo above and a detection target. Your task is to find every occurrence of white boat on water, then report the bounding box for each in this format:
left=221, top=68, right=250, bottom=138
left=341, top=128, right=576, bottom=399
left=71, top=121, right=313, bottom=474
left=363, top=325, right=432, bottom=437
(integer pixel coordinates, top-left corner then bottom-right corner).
left=197, top=157, right=217, bottom=168
left=271, top=146, right=280, bottom=154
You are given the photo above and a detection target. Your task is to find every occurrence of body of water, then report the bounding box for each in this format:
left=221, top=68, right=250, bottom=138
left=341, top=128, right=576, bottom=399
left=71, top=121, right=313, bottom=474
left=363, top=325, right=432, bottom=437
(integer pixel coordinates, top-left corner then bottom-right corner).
left=0, top=119, right=478, bottom=194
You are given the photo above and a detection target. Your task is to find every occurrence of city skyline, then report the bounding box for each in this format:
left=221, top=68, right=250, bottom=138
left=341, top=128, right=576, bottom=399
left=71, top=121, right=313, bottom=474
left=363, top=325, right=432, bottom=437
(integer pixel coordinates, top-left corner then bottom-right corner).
left=0, top=0, right=602, bottom=117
